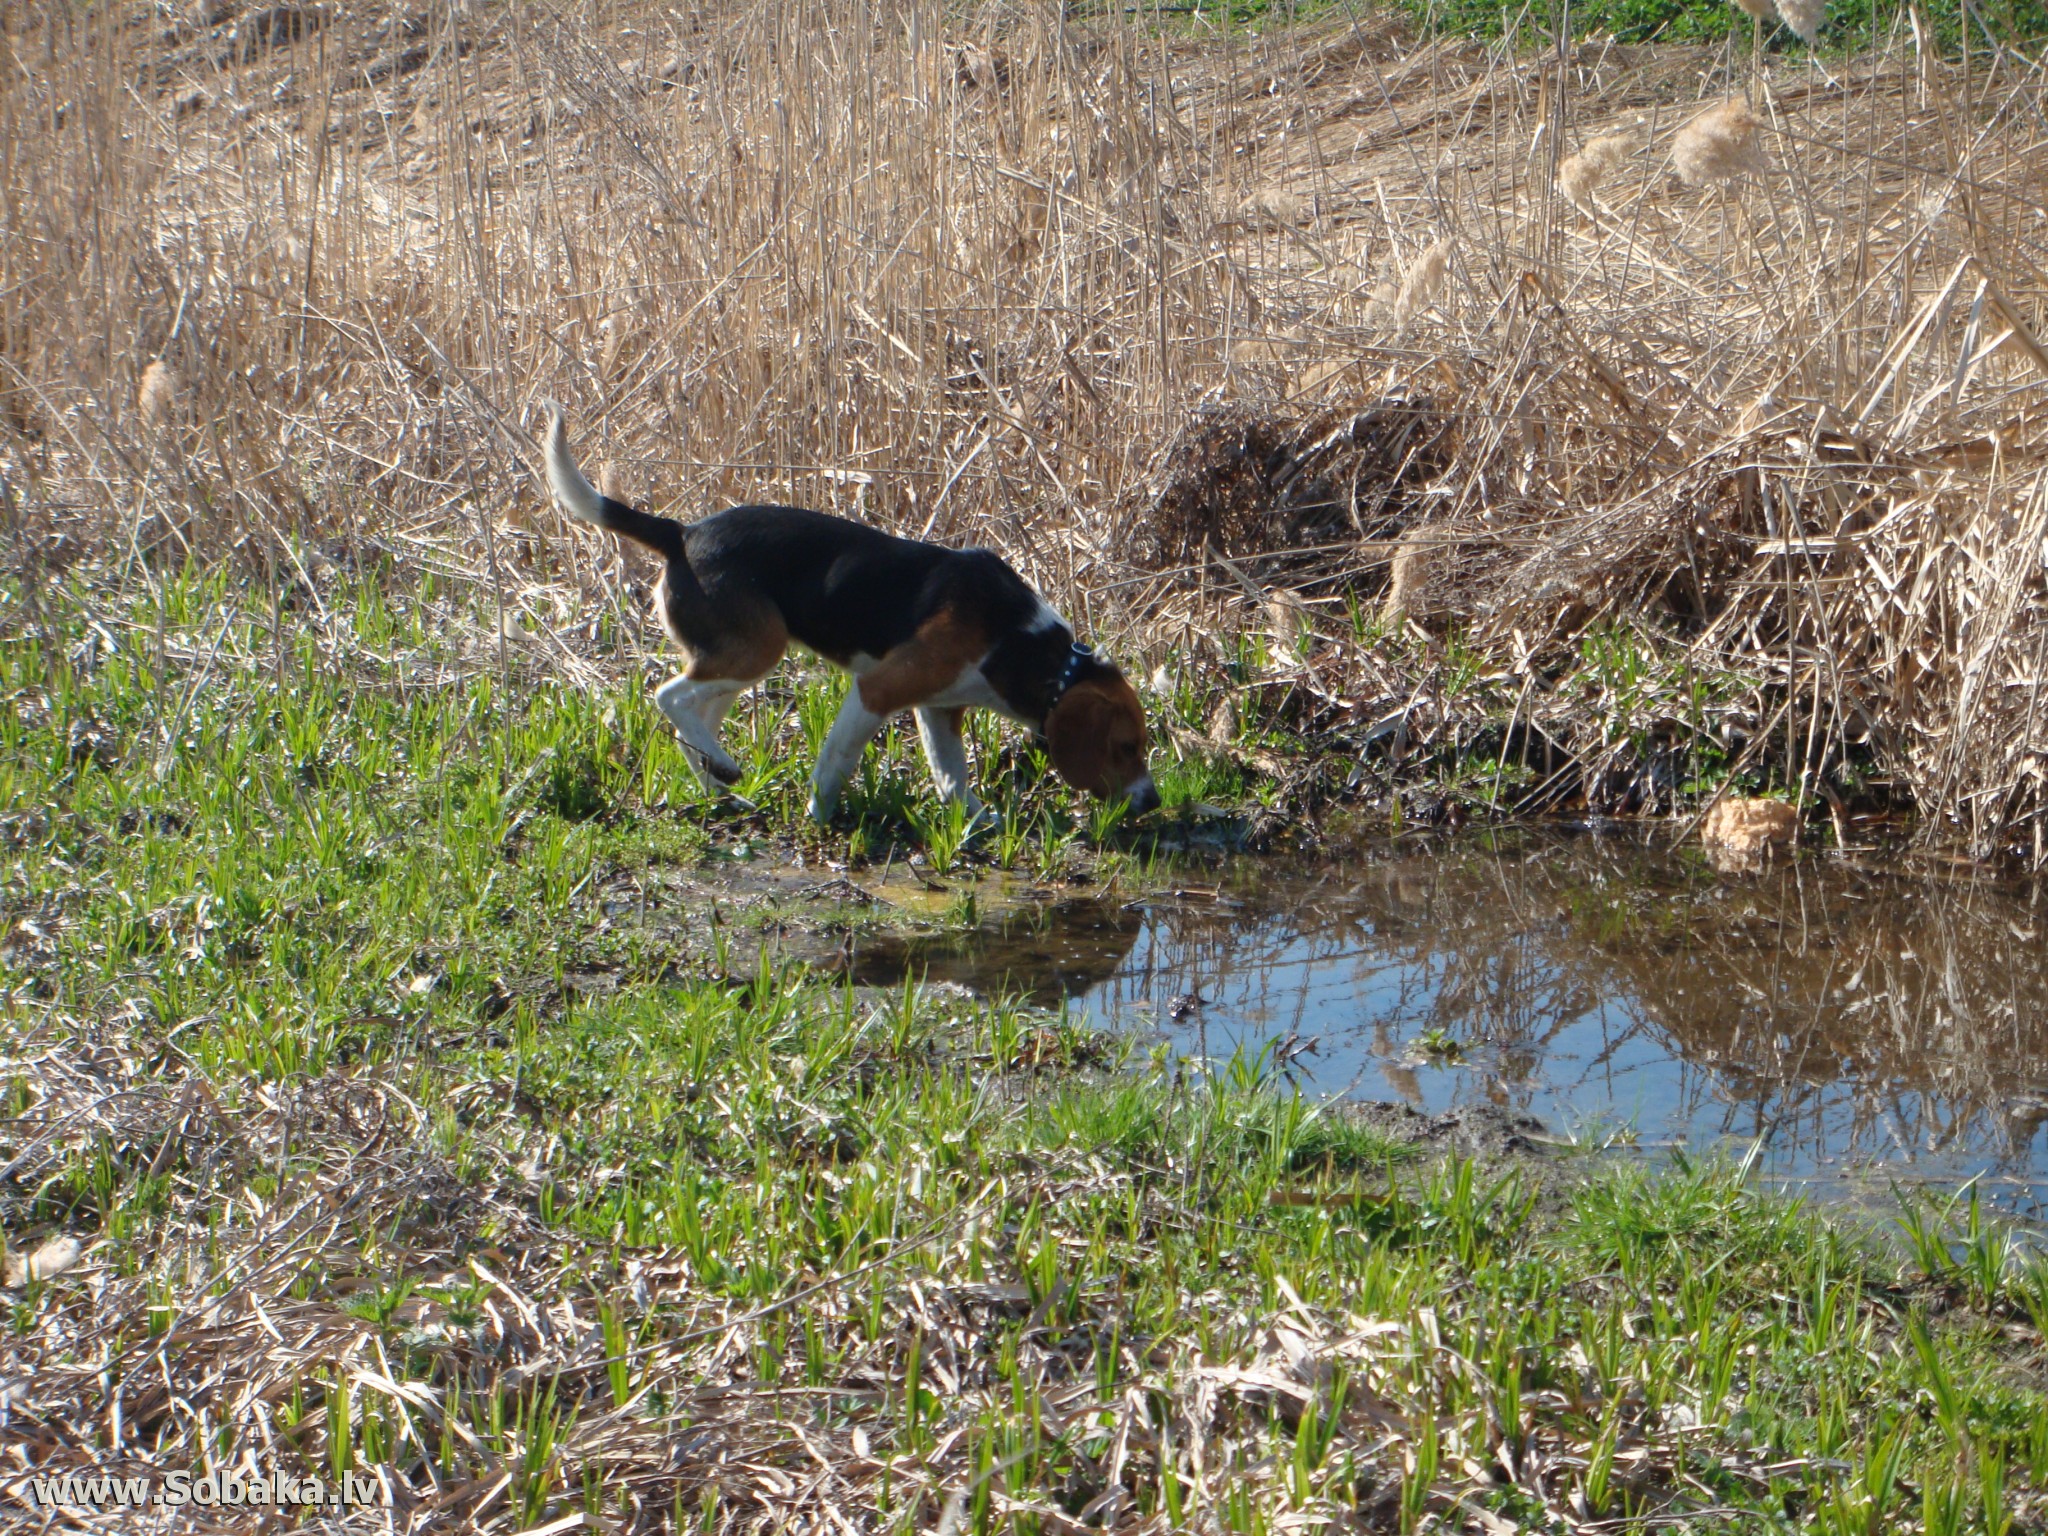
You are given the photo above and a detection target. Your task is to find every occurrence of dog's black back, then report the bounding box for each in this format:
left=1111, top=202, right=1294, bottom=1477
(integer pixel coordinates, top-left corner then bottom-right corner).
left=686, top=504, right=1044, bottom=665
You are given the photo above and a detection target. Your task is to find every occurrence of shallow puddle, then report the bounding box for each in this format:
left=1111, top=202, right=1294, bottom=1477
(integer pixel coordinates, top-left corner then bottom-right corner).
left=847, top=830, right=2048, bottom=1215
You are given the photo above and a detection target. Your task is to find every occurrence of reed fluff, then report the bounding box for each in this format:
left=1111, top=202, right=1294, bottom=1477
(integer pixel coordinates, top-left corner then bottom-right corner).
left=1383, top=540, right=1429, bottom=623
left=1557, top=133, right=1633, bottom=210
left=1368, top=239, right=1451, bottom=328
left=1776, top=0, right=1824, bottom=44
left=1252, top=187, right=1310, bottom=226
left=1673, top=99, right=1766, bottom=186
left=1729, top=0, right=1776, bottom=18
left=136, top=359, right=181, bottom=433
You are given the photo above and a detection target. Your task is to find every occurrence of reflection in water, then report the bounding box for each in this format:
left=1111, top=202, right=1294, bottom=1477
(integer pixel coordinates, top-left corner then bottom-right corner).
left=843, top=897, right=1145, bottom=1006
left=848, top=832, right=2048, bottom=1212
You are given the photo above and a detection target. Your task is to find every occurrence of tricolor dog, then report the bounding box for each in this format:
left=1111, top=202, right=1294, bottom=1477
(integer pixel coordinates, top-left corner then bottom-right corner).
left=539, top=405, right=1156, bottom=822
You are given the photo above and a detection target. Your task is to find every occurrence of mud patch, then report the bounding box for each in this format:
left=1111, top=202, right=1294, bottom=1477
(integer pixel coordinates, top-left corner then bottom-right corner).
left=1345, top=1100, right=1560, bottom=1161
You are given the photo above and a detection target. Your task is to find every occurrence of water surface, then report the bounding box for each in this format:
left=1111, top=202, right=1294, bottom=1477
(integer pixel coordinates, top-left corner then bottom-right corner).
left=849, top=830, right=2048, bottom=1214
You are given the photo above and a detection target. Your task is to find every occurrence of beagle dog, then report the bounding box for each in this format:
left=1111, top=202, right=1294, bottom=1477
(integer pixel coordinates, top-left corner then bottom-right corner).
left=539, top=405, right=1156, bottom=822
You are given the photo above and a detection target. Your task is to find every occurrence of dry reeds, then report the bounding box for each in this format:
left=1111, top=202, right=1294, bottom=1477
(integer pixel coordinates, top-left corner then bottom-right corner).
left=596, top=459, right=636, bottom=506
left=3, top=0, right=2048, bottom=866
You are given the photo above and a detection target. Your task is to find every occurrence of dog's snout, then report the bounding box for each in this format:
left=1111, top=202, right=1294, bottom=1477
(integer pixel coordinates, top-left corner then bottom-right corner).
left=1124, top=774, right=1160, bottom=815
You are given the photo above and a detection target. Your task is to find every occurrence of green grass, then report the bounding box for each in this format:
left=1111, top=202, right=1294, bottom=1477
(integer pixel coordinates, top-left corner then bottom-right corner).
left=1411, top=0, right=2048, bottom=50
left=6, top=568, right=2048, bottom=1530
left=1087, top=0, right=2048, bottom=55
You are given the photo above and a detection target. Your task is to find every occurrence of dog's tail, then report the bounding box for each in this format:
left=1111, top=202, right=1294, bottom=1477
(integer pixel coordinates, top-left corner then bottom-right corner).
left=539, top=402, right=686, bottom=562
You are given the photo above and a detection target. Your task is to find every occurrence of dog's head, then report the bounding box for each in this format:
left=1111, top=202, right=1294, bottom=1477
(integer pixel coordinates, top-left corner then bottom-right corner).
left=1044, top=660, right=1157, bottom=813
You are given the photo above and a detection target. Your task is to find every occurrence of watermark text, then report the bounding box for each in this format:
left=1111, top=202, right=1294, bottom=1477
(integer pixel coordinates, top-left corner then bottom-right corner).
left=22, top=1467, right=383, bottom=1511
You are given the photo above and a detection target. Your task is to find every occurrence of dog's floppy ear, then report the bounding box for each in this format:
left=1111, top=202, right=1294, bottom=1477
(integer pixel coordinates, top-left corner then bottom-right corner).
left=1044, top=672, right=1149, bottom=799
left=1045, top=682, right=1116, bottom=796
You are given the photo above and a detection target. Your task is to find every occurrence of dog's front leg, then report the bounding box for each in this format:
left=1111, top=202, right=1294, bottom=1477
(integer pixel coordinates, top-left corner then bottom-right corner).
left=914, top=707, right=984, bottom=815
left=808, top=690, right=887, bottom=822
left=653, top=676, right=746, bottom=788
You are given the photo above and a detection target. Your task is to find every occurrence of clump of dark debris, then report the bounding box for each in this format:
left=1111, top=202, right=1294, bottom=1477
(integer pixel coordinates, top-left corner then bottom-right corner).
left=1118, top=392, right=1453, bottom=590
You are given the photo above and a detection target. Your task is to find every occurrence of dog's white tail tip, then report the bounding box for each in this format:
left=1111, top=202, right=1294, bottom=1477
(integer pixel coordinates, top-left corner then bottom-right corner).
left=537, top=400, right=607, bottom=526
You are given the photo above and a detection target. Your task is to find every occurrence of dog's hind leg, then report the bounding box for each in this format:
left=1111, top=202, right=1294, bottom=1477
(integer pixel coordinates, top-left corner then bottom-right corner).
left=914, top=707, right=983, bottom=814
left=651, top=599, right=786, bottom=793
left=691, top=681, right=743, bottom=733
left=654, top=675, right=748, bottom=788
left=808, top=691, right=888, bottom=823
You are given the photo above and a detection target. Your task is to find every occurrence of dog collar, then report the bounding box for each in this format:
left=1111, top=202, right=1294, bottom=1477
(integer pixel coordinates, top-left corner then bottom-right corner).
left=1048, top=643, right=1094, bottom=709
